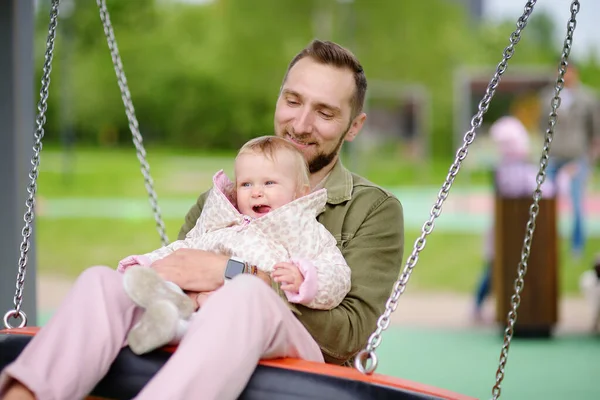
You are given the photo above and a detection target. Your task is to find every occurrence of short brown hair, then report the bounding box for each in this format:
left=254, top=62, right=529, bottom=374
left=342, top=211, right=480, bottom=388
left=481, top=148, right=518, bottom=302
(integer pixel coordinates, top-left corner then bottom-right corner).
left=236, top=136, right=310, bottom=189
left=282, top=39, right=367, bottom=118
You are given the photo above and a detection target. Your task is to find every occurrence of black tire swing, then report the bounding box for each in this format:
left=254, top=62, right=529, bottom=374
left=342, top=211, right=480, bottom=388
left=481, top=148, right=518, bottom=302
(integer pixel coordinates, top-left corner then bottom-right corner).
left=0, top=0, right=583, bottom=399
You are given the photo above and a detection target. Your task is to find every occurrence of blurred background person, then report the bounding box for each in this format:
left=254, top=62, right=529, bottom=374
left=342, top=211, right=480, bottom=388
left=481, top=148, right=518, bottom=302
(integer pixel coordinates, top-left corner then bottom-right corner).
left=538, top=64, right=600, bottom=259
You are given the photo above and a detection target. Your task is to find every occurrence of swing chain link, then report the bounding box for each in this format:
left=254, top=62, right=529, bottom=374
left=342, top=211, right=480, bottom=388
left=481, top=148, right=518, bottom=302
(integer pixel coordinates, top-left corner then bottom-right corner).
left=355, top=0, right=539, bottom=375
left=3, top=0, right=60, bottom=330
left=491, top=1, right=579, bottom=399
left=97, top=0, right=170, bottom=246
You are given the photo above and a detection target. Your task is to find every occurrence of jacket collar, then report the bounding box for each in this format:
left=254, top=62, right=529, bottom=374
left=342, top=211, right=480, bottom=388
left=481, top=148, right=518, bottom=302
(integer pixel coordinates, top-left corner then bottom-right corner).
left=322, top=160, right=353, bottom=205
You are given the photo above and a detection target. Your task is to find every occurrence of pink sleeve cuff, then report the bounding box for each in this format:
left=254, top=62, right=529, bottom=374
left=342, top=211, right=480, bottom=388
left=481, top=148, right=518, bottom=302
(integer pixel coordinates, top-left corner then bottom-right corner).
left=284, top=258, right=318, bottom=305
left=116, top=255, right=153, bottom=273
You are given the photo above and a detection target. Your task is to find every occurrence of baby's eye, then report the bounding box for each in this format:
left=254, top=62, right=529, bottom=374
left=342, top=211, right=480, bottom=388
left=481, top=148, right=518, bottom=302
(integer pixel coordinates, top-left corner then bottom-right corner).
left=265, top=181, right=276, bottom=185
left=240, top=182, right=251, bottom=187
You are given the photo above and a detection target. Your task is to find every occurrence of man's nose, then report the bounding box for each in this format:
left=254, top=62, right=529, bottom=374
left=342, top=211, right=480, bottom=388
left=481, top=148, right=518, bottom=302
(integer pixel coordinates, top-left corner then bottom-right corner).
left=292, top=107, right=314, bottom=135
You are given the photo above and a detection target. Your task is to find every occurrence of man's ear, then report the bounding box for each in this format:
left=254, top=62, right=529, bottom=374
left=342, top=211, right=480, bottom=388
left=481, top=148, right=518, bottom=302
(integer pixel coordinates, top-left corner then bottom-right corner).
left=345, top=112, right=367, bottom=142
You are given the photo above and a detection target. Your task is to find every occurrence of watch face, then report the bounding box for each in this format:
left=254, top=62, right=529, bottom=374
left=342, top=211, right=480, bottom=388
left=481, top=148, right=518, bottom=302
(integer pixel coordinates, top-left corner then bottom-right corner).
left=225, top=260, right=245, bottom=279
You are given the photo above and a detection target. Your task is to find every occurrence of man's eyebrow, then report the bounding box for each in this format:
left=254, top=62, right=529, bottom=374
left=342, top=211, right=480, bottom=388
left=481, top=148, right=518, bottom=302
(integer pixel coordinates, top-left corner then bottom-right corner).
left=282, top=89, right=342, bottom=114
left=282, top=89, right=301, bottom=97
left=316, top=102, right=342, bottom=114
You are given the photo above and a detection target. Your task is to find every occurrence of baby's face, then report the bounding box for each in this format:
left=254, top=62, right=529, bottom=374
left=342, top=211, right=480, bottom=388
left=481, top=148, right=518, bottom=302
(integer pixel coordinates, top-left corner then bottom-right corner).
left=235, top=151, right=299, bottom=218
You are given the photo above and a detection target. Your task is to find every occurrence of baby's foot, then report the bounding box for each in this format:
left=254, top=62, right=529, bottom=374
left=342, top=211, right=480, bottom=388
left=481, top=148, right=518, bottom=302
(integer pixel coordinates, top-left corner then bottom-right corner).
left=127, top=300, right=179, bottom=355
left=123, top=265, right=195, bottom=318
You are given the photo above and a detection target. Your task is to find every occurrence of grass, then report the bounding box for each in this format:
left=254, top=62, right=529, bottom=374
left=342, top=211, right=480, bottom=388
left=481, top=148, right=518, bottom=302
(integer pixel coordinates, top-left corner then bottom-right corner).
left=36, top=143, right=495, bottom=198
left=402, top=228, right=597, bottom=295
left=37, top=145, right=236, bottom=198
left=28, top=145, right=597, bottom=295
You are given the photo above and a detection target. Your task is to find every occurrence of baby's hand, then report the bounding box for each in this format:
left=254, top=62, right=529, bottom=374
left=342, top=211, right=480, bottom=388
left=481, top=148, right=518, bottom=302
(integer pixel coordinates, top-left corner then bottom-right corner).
left=272, top=262, right=304, bottom=293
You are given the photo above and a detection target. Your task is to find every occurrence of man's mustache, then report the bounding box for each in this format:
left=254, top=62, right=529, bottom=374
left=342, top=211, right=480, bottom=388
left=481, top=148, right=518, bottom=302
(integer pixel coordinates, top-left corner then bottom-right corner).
left=286, top=129, right=317, bottom=144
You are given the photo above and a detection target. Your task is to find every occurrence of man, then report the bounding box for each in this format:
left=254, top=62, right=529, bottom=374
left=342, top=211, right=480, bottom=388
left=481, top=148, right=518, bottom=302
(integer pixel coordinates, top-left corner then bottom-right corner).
left=0, top=40, right=404, bottom=400
left=539, top=64, right=600, bottom=257
left=168, top=38, right=405, bottom=364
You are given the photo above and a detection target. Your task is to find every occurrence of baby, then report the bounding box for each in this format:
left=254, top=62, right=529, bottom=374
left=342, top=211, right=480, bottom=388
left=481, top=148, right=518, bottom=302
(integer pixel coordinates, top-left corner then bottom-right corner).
left=117, top=136, right=351, bottom=354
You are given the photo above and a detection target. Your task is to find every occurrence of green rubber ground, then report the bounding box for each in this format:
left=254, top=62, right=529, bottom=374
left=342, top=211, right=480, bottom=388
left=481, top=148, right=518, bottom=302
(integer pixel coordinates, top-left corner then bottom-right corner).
left=377, top=326, right=599, bottom=400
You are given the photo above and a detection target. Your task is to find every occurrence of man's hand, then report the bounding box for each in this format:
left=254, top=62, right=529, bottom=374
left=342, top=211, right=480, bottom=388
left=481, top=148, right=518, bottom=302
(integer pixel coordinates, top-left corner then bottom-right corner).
left=151, top=249, right=229, bottom=292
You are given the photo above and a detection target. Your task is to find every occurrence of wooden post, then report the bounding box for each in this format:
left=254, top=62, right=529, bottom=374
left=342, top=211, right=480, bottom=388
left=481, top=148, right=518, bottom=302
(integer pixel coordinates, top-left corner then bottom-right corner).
left=493, top=195, right=559, bottom=337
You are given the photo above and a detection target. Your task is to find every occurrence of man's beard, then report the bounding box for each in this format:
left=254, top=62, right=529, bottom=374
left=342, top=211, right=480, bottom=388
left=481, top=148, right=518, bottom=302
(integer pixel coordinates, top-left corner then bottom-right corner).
left=306, top=132, right=346, bottom=173
left=286, top=122, right=350, bottom=174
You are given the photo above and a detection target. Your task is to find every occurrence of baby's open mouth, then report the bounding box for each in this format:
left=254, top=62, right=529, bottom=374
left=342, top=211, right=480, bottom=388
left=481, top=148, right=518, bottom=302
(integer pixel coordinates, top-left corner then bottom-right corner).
left=252, top=205, right=271, bottom=214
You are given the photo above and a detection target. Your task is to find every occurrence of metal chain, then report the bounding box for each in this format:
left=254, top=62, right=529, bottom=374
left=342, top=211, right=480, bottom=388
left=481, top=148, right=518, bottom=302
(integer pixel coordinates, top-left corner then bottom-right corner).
left=491, top=2, right=579, bottom=398
left=96, top=0, right=169, bottom=246
left=355, top=0, right=539, bottom=375
left=3, top=0, right=60, bottom=330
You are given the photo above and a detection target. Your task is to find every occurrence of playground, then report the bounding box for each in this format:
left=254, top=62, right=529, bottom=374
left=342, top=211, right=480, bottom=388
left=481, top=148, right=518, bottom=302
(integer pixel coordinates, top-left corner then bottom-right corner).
left=2, top=1, right=599, bottom=398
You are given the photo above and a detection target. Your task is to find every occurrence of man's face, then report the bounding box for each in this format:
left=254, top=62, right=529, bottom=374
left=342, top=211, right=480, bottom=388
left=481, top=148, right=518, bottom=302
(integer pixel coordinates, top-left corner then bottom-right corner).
left=274, top=57, right=366, bottom=174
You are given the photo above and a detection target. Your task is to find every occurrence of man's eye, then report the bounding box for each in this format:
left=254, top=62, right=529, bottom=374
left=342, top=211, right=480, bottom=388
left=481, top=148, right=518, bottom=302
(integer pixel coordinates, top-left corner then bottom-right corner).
left=319, top=111, right=333, bottom=119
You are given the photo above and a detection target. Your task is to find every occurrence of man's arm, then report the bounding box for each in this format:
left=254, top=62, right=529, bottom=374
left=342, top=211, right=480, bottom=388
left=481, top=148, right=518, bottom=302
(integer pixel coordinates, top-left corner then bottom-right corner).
left=152, top=190, right=229, bottom=292
left=588, top=92, right=600, bottom=161
left=178, top=190, right=210, bottom=240
left=287, top=194, right=405, bottom=364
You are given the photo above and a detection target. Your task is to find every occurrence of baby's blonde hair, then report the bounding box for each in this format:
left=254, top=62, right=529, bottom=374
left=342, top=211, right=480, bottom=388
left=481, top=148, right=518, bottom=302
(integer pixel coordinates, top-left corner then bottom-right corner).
left=236, top=135, right=310, bottom=190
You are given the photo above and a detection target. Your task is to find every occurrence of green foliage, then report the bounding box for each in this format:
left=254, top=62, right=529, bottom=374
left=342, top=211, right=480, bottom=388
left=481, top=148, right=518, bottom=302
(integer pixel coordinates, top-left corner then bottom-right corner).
left=33, top=0, right=600, bottom=156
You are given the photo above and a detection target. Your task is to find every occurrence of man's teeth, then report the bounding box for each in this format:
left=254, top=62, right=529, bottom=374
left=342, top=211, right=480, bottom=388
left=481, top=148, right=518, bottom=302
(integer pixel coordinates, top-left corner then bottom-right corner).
left=288, top=134, right=309, bottom=145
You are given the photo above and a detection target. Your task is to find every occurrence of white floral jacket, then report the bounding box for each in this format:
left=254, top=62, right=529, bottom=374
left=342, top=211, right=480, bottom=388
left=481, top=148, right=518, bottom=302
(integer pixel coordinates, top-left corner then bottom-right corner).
left=118, top=170, right=351, bottom=310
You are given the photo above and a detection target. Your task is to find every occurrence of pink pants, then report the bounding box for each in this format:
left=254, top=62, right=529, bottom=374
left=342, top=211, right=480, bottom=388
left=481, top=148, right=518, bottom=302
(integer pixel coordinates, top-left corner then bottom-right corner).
left=0, top=266, right=323, bottom=400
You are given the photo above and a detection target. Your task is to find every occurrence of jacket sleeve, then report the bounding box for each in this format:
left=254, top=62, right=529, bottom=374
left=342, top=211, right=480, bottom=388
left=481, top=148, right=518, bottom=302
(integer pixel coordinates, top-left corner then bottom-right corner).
left=141, top=189, right=212, bottom=263
left=274, top=194, right=404, bottom=365
left=588, top=91, right=600, bottom=148
left=285, top=223, right=351, bottom=310
left=178, top=190, right=210, bottom=240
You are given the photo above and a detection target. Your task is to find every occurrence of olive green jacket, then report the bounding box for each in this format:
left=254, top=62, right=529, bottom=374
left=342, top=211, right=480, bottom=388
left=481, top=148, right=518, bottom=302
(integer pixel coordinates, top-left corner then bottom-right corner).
left=178, top=161, right=405, bottom=365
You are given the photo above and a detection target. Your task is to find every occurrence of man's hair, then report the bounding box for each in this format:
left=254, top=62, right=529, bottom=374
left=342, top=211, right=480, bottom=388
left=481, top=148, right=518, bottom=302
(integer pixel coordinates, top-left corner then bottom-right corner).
left=237, top=136, right=310, bottom=189
left=282, top=39, right=367, bottom=119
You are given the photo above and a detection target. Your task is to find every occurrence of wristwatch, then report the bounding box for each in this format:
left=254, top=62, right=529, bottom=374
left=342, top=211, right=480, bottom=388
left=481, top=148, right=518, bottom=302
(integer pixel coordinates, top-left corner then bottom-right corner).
left=224, top=256, right=248, bottom=283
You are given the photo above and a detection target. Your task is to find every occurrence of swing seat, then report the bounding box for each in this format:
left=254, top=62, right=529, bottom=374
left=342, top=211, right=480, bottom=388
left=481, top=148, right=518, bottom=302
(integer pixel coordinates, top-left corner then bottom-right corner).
left=0, top=327, right=475, bottom=400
